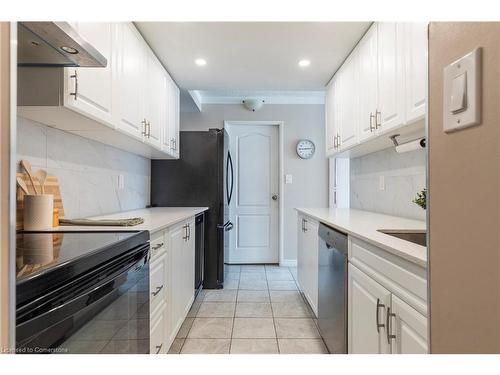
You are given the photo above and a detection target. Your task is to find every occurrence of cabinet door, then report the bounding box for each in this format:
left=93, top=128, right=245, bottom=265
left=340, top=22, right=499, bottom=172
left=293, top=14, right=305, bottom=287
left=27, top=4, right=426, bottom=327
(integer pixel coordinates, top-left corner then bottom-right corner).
left=377, top=22, right=405, bottom=132
left=404, top=22, right=427, bottom=124
left=169, top=221, right=187, bottom=333
left=339, top=51, right=358, bottom=150
left=357, top=24, right=378, bottom=142
left=325, top=80, right=336, bottom=155
left=64, top=22, right=114, bottom=128
left=145, top=52, right=165, bottom=150
left=116, top=23, right=146, bottom=140
left=348, top=263, right=391, bottom=354
left=185, top=219, right=196, bottom=295
left=165, top=76, right=180, bottom=158
left=390, top=295, right=428, bottom=354
left=303, top=218, right=319, bottom=316
left=150, top=305, right=167, bottom=354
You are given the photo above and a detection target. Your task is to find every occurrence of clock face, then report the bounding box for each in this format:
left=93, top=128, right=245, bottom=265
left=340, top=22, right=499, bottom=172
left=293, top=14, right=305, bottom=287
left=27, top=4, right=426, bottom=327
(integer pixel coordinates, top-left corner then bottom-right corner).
left=296, top=139, right=316, bottom=159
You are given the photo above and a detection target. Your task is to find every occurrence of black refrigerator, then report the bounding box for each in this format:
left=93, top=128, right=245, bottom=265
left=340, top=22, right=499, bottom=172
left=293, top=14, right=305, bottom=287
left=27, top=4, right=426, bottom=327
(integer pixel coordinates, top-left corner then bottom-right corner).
left=151, top=129, right=231, bottom=289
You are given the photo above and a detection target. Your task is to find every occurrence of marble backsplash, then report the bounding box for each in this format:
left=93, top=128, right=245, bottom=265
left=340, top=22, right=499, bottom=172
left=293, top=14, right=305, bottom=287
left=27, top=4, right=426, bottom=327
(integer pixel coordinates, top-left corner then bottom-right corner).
left=350, top=147, right=426, bottom=221
left=17, top=117, right=150, bottom=219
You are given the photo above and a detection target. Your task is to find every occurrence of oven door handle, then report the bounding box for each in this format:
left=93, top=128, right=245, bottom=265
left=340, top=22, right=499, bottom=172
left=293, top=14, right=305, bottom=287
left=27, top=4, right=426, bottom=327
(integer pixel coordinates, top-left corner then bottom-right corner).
left=16, top=249, right=148, bottom=345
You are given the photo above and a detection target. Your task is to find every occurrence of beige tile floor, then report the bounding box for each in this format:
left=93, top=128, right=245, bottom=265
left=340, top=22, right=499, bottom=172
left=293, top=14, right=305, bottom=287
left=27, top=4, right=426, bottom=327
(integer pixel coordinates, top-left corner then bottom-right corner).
left=168, top=265, right=328, bottom=354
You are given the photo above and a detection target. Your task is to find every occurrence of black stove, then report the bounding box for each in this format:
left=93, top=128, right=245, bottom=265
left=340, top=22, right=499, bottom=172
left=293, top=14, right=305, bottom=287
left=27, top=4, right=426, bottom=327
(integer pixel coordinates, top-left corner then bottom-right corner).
left=16, top=230, right=151, bottom=354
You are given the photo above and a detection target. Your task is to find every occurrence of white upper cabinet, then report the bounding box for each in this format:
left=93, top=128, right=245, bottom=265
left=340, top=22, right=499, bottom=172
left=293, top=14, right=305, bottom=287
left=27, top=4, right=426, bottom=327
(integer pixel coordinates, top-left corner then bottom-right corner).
left=18, top=22, right=180, bottom=159
left=325, top=80, right=336, bottom=154
left=377, top=22, right=406, bottom=133
left=64, top=23, right=115, bottom=128
left=145, top=52, right=166, bottom=150
left=164, top=74, right=180, bottom=158
left=115, top=22, right=147, bottom=141
left=404, top=22, right=428, bottom=123
left=338, top=50, right=358, bottom=150
left=325, top=22, right=427, bottom=157
left=357, top=23, right=378, bottom=143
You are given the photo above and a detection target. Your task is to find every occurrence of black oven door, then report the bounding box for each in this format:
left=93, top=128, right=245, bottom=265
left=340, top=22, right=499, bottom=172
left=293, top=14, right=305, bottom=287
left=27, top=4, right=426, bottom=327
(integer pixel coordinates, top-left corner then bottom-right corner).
left=16, top=244, right=150, bottom=354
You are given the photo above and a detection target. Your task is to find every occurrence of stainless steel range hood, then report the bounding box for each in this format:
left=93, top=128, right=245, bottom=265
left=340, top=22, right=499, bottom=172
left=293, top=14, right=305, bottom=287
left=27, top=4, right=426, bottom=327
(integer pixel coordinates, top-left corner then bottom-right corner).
left=18, top=22, right=107, bottom=67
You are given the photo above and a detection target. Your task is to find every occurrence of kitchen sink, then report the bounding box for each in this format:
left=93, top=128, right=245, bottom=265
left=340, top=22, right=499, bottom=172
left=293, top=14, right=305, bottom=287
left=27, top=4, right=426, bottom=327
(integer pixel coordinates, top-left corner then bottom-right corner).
left=377, top=229, right=427, bottom=247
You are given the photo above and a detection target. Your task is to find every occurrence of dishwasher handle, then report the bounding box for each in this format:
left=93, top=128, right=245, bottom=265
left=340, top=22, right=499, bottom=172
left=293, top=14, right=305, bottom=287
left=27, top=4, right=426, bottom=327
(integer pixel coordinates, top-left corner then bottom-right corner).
left=318, top=223, right=348, bottom=256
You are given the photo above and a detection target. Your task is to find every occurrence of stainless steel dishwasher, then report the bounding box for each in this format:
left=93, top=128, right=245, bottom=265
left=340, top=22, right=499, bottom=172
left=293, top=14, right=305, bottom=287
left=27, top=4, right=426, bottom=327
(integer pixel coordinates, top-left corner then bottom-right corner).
left=317, top=223, right=348, bottom=354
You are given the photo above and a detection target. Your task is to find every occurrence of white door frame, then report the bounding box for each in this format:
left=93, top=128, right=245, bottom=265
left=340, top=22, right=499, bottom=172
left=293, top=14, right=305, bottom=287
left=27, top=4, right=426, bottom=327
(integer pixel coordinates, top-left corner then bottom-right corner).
left=224, top=120, right=285, bottom=266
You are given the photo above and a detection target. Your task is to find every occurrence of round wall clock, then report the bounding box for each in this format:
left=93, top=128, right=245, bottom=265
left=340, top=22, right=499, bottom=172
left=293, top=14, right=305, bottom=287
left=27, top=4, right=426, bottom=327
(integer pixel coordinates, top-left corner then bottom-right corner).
left=296, top=139, right=316, bottom=159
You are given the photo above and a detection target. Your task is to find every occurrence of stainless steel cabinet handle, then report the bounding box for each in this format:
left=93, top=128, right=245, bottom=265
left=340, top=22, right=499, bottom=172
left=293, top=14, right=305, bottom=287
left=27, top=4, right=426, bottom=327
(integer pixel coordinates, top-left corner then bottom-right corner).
left=70, top=70, right=78, bottom=100
left=386, top=307, right=396, bottom=344
left=141, top=119, right=147, bottom=135
left=147, top=121, right=151, bottom=138
left=333, top=135, right=337, bottom=149
left=376, top=298, right=385, bottom=333
left=369, top=112, right=375, bottom=131
left=155, top=344, right=163, bottom=354
left=375, top=110, right=381, bottom=129
left=152, top=285, right=164, bottom=297
left=301, top=219, right=304, bottom=232
left=337, top=134, right=341, bottom=148
left=303, top=219, right=308, bottom=232
left=152, top=243, right=164, bottom=251
left=182, top=224, right=188, bottom=240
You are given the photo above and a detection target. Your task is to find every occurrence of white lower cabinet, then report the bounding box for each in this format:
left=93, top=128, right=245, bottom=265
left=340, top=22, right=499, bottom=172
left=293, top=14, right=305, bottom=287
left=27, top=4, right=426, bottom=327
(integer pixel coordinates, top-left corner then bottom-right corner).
left=297, top=214, right=319, bottom=317
left=150, top=303, right=167, bottom=354
left=390, top=295, right=428, bottom=354
left=169, top=218, right=195, bottom=339
left=348, top=237, right=428, bottom=354
left=149, top=216, right=196, bottom=354
left=348, top=263, right=391, bottom=354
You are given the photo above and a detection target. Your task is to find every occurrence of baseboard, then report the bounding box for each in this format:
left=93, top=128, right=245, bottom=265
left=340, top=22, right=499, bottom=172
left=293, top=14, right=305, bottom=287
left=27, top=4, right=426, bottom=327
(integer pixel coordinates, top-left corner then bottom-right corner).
left=280, top=259, right=297, bottom=267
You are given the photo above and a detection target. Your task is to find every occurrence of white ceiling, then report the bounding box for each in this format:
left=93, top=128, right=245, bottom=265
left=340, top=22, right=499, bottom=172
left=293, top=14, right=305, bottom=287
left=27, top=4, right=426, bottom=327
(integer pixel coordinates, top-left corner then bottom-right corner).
left=135, top=22, right=371, bottom=92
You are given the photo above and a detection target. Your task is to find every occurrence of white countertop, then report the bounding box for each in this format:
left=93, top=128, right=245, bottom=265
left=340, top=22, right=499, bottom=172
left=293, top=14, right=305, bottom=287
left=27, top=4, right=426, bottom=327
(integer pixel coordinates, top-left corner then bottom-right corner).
left=49, top=207, right=209, bottom=233
left=295, top=208, right=427, bottom=267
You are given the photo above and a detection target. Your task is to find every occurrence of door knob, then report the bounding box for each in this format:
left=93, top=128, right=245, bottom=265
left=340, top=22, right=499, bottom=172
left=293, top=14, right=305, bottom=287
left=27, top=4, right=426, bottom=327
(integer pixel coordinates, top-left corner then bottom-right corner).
left=272, top=194, right=278, bottom=201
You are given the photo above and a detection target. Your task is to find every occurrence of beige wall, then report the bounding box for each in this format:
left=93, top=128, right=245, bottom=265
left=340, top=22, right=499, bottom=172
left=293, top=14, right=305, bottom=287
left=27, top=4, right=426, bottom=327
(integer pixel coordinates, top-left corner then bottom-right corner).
left=429, top=22, right=500, bottom=353
left=0, top=22, right=11, bottom=352
left=181, top=104, right=328, bottom=263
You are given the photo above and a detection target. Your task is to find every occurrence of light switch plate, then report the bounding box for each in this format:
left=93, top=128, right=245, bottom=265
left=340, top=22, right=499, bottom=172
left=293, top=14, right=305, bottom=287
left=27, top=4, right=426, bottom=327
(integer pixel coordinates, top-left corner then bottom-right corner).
left=285, top=174, right=293, bottom=184
left=443, top=48, right=481, bottom=133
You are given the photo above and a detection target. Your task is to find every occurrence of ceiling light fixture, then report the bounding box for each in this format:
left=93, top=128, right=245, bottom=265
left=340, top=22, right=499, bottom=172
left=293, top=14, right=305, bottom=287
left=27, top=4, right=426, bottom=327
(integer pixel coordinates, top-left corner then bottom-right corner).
left=298, top=59, right=311, bottom=67
left=195, top=58, right=207, bottom=66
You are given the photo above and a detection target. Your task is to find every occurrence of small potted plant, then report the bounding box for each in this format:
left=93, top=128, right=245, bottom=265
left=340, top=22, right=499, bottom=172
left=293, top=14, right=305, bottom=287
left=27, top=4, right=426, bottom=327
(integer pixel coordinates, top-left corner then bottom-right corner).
left=413, top=188, right=427, bottom=210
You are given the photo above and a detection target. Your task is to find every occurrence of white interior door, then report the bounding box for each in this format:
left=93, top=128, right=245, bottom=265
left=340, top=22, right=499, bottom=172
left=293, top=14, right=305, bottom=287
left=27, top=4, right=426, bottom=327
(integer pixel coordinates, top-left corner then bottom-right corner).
left=227, top=124, right=279, bottom=264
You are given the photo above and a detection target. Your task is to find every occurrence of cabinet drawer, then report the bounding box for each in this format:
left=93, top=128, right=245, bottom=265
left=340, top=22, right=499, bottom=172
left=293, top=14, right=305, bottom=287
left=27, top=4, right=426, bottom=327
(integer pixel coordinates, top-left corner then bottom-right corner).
left=150, top=305, right=166, bottom=354
left=349, top=237, right=427, bottom=316
left=150, top=230, right=167, bottom=261
left=150, top=254, right=167, bottom=315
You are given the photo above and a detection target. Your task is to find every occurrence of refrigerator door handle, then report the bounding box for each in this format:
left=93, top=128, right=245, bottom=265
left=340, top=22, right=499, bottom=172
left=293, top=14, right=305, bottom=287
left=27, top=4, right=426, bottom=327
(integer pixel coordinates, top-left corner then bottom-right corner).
left=226, top=151, right=234, bottom=205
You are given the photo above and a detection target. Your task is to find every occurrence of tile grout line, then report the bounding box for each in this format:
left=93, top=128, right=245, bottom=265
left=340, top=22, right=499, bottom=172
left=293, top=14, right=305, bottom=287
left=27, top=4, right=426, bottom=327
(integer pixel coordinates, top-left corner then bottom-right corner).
left=228, top=268, right=241, bottom=354
left=266, top=266, right=280, bottom=354
left=177, top=287, right=206, bottom=354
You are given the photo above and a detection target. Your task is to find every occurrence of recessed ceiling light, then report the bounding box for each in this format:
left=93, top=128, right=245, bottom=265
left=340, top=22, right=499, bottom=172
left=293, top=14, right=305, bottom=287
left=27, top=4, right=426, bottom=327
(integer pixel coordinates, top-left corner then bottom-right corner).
left=298, top=59, right=311, bottom=67
left=195, top=58, right=207, bottom=66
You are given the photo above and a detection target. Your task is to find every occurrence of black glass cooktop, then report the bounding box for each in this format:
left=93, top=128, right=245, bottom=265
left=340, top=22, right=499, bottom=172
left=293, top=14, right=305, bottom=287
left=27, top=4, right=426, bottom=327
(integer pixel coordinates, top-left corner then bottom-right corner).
left=16, top=231, right=150, bottom=306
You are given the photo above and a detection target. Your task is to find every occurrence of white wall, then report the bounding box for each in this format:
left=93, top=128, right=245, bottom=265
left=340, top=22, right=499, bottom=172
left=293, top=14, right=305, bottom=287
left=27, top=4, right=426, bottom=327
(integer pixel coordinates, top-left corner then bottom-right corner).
left=181, top=104, right=328, bottom=264
left=350, top=147, right=426, bottom=221
left=17, top=117, right=150, bottom=219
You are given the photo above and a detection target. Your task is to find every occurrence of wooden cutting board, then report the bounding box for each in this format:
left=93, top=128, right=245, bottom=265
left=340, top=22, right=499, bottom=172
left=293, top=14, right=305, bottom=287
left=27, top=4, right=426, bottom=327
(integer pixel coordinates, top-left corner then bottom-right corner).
left=16, top=173, right=65, bottom=231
